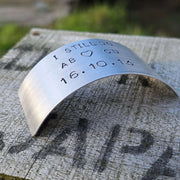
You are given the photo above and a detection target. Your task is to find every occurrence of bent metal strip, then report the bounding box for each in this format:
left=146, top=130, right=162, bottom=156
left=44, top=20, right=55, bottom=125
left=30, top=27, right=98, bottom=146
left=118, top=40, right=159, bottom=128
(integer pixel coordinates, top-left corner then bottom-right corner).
left=18, top=39, right=177, bottom=136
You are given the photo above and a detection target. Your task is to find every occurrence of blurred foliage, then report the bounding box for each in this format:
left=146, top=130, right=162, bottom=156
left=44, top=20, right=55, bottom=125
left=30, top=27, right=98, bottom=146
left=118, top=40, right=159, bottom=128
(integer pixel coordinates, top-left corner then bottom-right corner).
left=53, top=2, right=148, bottom=35
left=0, top=0, right=180, bottom=58
left=0, top=23, right=29, bottom=57
left=0, top=173, right=27, bottom=180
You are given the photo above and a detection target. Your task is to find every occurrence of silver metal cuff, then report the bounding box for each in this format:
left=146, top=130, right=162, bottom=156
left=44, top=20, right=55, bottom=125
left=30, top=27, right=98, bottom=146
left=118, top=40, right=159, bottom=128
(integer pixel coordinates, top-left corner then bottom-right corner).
left=18, top=39, right=177, bottom=136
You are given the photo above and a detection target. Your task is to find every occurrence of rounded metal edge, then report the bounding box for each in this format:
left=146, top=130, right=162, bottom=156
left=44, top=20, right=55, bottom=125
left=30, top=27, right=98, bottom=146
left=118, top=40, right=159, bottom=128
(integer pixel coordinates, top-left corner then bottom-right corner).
left=18, top=39, right=178, bottom=136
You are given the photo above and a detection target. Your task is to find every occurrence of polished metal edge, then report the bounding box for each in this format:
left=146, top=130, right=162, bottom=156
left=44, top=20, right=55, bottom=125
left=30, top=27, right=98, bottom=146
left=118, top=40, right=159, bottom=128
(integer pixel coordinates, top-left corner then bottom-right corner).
left=18, top=39, right=177, bottom=136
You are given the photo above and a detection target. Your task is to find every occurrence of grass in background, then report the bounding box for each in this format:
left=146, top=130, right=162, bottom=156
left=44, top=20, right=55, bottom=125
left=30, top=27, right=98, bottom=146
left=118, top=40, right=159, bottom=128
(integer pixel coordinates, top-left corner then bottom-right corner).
left=0, top=1, right=177, bottom=58
left=53, top=2, right=147, bottom=35
left=0, top=23, right=29, bottom=57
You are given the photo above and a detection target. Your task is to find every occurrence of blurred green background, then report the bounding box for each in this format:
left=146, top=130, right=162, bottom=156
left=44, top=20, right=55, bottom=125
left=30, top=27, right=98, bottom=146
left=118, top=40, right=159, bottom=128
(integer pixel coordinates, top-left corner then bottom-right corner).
left=0, top=0, right=180, bottom=58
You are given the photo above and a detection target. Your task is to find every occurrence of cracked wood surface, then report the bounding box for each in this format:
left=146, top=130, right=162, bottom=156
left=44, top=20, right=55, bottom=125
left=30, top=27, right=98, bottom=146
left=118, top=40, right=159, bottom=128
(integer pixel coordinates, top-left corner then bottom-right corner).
left=0, top=28, right=179, bottom=180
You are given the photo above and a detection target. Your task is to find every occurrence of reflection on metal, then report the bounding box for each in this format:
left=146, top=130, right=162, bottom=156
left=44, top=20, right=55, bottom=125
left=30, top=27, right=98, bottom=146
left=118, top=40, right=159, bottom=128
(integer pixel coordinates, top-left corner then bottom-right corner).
left=18, top=39, right=177, bottom=136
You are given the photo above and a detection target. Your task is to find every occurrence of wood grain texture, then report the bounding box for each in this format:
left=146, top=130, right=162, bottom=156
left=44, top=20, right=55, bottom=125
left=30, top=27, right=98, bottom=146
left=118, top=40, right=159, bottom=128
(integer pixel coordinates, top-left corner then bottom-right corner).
left=0, top=28, right=179, bottom=180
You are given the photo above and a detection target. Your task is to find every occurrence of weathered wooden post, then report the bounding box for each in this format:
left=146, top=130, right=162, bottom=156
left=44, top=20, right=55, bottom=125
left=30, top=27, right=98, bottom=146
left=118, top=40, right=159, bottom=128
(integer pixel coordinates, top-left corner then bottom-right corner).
left=0, top=28, right=179, bottom=179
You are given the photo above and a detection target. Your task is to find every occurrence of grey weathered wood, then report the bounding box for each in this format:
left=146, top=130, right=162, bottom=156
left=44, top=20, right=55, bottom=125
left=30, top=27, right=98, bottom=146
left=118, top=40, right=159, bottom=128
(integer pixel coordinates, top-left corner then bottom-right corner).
left=0, top=28, right=179, bottom=180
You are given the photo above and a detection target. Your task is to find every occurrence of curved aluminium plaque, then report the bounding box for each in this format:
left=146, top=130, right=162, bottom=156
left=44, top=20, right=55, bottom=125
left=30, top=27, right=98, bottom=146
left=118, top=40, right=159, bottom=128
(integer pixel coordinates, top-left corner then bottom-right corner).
left=18, top=39, right=177, bottom=136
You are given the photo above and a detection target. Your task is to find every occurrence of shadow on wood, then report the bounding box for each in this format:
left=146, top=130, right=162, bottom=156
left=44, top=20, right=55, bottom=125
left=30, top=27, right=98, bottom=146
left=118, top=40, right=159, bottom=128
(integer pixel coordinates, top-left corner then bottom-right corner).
left=38, top=74, right=177, bottom=137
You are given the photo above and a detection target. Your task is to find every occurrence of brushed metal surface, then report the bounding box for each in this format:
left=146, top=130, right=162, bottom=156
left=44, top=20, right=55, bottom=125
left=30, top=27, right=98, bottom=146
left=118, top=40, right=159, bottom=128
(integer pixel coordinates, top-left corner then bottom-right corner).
left=18, top=39, right=177, bottom=136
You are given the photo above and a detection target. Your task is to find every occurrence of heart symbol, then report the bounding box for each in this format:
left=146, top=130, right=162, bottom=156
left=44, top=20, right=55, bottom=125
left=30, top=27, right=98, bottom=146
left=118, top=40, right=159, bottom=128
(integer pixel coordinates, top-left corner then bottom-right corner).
left=81, top=50, right=93, bottom=57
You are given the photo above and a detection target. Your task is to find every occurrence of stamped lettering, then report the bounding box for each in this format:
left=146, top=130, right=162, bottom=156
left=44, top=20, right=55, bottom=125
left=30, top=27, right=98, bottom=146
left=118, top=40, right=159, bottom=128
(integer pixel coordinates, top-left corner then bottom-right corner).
left=0, top=118, right=177, bottom=178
